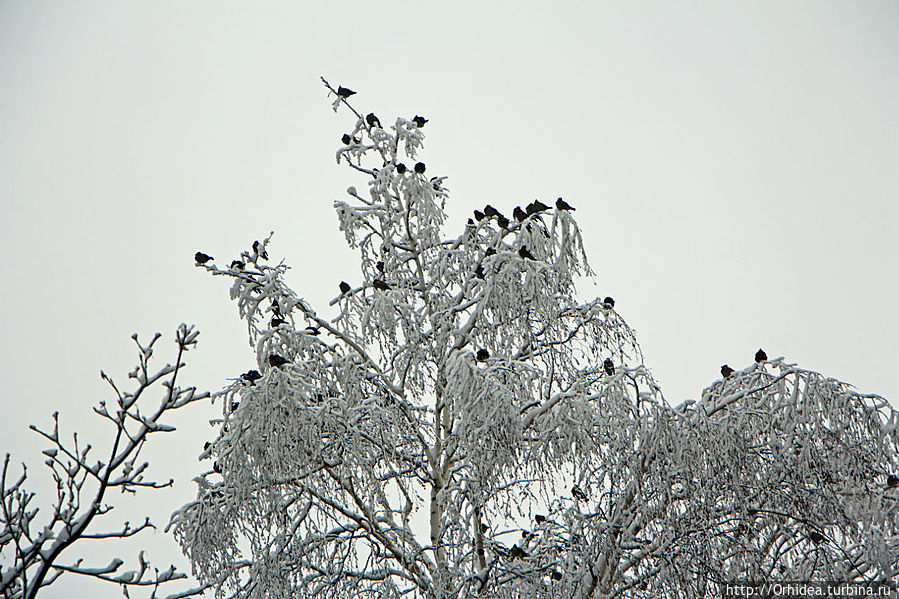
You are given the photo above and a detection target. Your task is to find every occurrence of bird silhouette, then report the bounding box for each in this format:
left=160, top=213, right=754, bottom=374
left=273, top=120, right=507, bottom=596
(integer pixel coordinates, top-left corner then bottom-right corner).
left=527, top=200, right=550, bottom=215
left=603, top=358, right=614, bottom=376
left=475, top=265, right=485, bottom=279
left=204, top=441, right=212, bottom=450
left=270, top=317, right=286, bottom=327
left=474, top=210, right=486, bottom=221
left=509, top=545, right=529, bottom=559
left=339, top=281, right=351, bottom=295
left=721, top=365, right=735, bottom=378
left=535, top=514, right=546, bottom=524
left=603, top=296, right=615, bottom=309
left=496, top=215, right=510, bottom=229
left=241, top=369, right=262, bottom=384
left=304, top=326, right=320, bottom=335
left=571, top=485, right=589, bottom=502
left=195, top=252, right=213, bottom=264
left=376, top=261, right=385, bottom=272
left=414, top=162, right=426, bottom=174
left=230, top=400, right=239, bottom=412
left=888, top=474, right=899, bottom=488
left=230, top=260, right=244, bottom=270
left=336, top=86, right=356, bottom=98
left=395, top=163, right=407, bottom=174
left=341, top=133, right=352, bottom=145
left=518, top=246, right=536, bottom=260
left=412, top=115, right=428, bottom=127
left=755, top=348, right=768, bottom=363
left=513, top=206, right=528, bottom=222
left=268, top=354, right=290, bottom=369
left=271, top=300, right=282, bottom=317
left=476, top=348, right=490, bottom=361
left=551, top=571, right=563, bottom=581
left=480, top=522, right=489, bottom=533
left=483, top=205, right=500, bottom=218
left=555, top=197, right=575, bottom=211
left=252, top=240, right=268, bottom=260
left=485, top=248, right=497, bottom=257
left=808, top=531, right=826, bottom=545
left=373, top=278, right=391, bottom=291
left=366, top=113, right=382, bottom=128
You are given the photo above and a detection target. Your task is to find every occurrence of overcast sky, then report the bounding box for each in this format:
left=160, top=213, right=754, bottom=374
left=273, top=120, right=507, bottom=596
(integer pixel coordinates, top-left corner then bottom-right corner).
left=1, top=2, right=896, bottom=597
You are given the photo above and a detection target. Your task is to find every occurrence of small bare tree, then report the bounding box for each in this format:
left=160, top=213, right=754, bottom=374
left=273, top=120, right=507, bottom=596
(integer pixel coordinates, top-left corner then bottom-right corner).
left=1, top=324, right=212, bottom=599
left=169, top=82, right=898, bottom=599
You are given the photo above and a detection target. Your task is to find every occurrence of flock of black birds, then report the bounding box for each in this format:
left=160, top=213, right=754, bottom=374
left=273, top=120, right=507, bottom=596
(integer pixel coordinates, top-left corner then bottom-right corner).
left=720, top=348, right=769, bottom=380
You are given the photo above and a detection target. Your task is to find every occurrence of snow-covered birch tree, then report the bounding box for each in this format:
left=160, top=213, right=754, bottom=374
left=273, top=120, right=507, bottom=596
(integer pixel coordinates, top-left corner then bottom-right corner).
left=170, top=80, right=899, bottom=599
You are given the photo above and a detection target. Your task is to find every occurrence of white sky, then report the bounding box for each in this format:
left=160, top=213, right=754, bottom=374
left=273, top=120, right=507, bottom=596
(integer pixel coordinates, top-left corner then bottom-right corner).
left=1, top=3, right=897, bottom=597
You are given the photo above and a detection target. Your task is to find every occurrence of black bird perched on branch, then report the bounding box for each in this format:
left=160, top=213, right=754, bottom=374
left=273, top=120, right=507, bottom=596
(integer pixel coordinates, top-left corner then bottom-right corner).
left=483, top=205, right=500, bottom=218
left=241, top=369, right=262, bottom=384
left=365, top=112, right=382, bottom=128
left=475, top=265, right=485, bottom=279
left=513, top=206, right=528, bottom=222
left=887, top=474, right=899, bottom=488
left=808, top=531, right=826, bottom=545
left=603, top=358, right=614, bottom=376
left=721, top=365, right=735, bottom=378
left=195, top=252, right=213, bottom=264
left=496, top=215, right=510, bottom=229
left=304, top=326, right=320, bottom=335
left=603, top=296, right=615, bottom=309
left=755, top=348, right=768, bottom=363
left=551, top=571, right=563, bottom=581
left=414, top=162, right=426, bottom=174
left=252, top=240, right=268, bottom=260
left=571, top=485, right=589, bottom=502
left=474, top=210, right=486, bottom=221
left=336, top=86, right=356, bottom=98
left=485, top=248, right=496, bottom=257
left=373, top=278, right=391, bottom=291
left=509, top=545, right=529, bottom=559
left=395, top=163, right=407, bottom=174
left=270, top=317, right=286, bottom=327
left=527, top=200, right=550, bottom=215
left=412, top=115, right=428, bottom=127
left=518, top=246, right=536, bottom=260
left=535, top=514, right=546, bottom=524
left=341, top=133, right=352, bottom=145
left=230, top=260, right=244, bottom=270
left=476, top=348, right=490, bottom=362
left=555, top=197, right=575, bottom=211
left=268, top=354, right=290, bottom=369
left=339, top=281, right=351, bottom=295
left=480, top=522, right=489, bottom=533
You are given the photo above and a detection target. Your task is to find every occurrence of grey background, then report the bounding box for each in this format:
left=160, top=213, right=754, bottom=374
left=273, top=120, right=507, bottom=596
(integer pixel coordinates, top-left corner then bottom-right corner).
left=1, top=2, right=896, bottom=597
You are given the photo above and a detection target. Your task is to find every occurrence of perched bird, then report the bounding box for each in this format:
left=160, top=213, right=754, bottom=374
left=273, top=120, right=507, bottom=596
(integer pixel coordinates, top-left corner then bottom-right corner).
left=271, top=300, right=282, bottom=317
left=229, top=260, right=244, bottom=270
left=341, top=133, right=352, bottom=145
left=808, top=531, right=826, bottom=545
left=270, top=317, right=286, bottom=327
left=509, top=545, right=529, bottom=559
left=551, top=571, right=563, bottom=581
left=412, top=115, right=428, bottom=127
left=496, top=215, right=510, bottom=229
left=603, top=358, right=614, bottom=376
left=518, top=246, right=536, bottom=260
left=721, top=365, right=735, bottom=379
left=527, top=200, right=550, bottom=215
left=485, top=248, right=497, bottom=257
left=373, top=278, right=391, bottom=291
left=467, top=218, right=476, bottom=227
left=414, top=162, right=426, bottom=174
left=241, top=369, right=262, bottom=384
left=755, top=348, right=768, bottom=363
left=336, top=86, right=356, bottom=98
left=571, top=485, right=589, bottom=502
left=603, top=296, right=615, bottom=309
left=213, top=461, right=221, bottom=474
left=195, top=251, right=214, bottom=264
left=534, top=514, right=546, bottom=524
left=474, top=210, right=486, bottom=221
left=366, top=112, right=382, bottom=128
left=376, top=260, right=385, bottom=272
left=480, top=522, right=489, bottom=533
left=339, top=281, right=352, bottom=295
left=475, top=265, right=485, bottom=279
left=230, top=400, right=240, bottom=412
left=483, top=204, right=500, bottom=218
left=304, top=326, right=320, bottom=335
left=395, top=163, right=407, bottom=174
left=513, top=206, right=528, bottom=222
left=203, top=441, right=212, bottom=450
left=476, top=348, right=490, bottom=362
left=556, top=197, right=575, bottom=211
left=268, top=354, right=290, bottom=369
left=252, top=240, right=268, bottom=260
left=887, top=474, right=899, bottom=488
